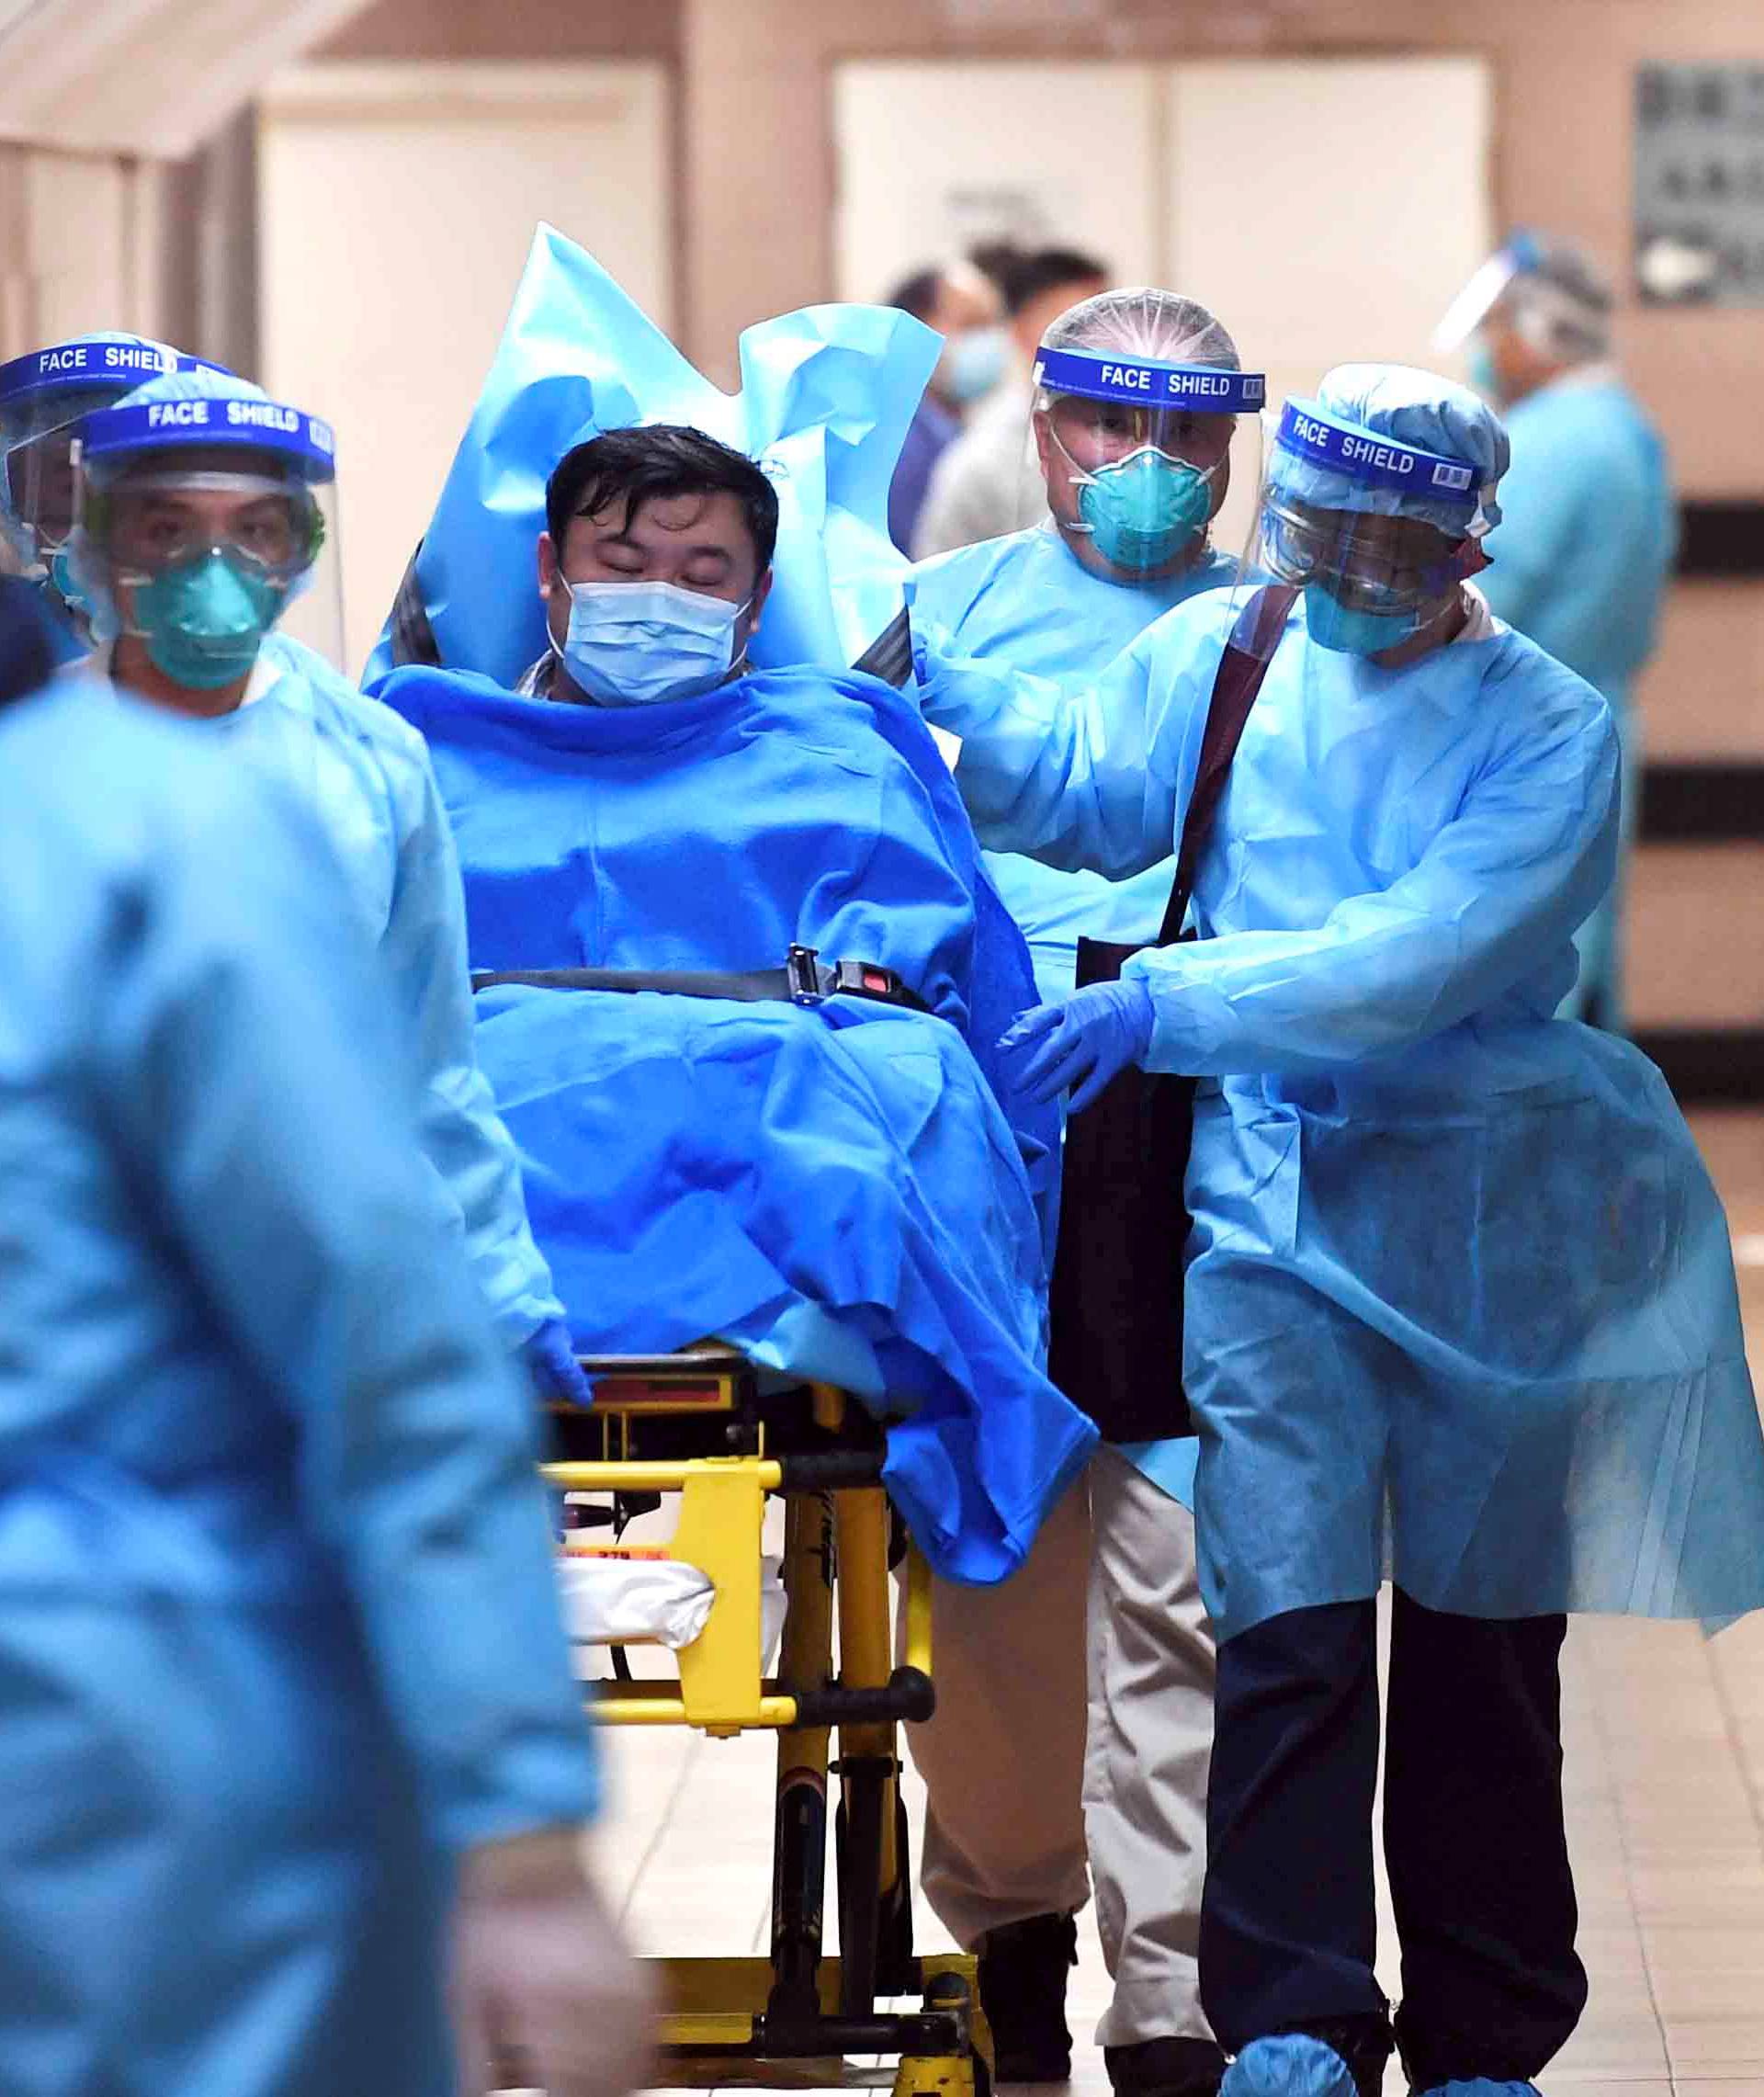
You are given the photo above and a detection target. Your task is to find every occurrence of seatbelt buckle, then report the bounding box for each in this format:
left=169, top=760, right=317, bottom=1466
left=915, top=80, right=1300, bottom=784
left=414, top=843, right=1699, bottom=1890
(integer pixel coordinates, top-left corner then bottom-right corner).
left=832, top=959, right=908, bottom=1003
left=786, top=944, right=825, bottom=1005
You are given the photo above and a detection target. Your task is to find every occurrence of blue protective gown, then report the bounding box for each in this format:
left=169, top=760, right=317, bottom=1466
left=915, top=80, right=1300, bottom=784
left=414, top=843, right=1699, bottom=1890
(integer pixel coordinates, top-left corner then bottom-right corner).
left=905, top=526, right=1238, bottom=1003
left=0, top=682, right=594, bottom=2096
left=192, top=633, right=564, bottom=1348
left=1476, top=375, right=1677, bottom=1027
left=917, top=592, right=1764, bottom=1640
left=374, top=661, right=1096, bottom=1585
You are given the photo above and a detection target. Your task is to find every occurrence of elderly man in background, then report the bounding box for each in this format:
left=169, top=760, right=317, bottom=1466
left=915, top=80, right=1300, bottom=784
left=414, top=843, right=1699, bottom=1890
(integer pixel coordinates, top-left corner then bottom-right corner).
left=885, top=257, right=1009, bottom=553
left=1437, top=229, right=1677, bottom=1030
left=914, top=245, right=1112, bottom=558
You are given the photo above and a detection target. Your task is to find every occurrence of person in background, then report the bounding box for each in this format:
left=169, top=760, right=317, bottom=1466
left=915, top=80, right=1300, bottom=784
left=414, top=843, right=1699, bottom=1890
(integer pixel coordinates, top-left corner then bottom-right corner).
left=0, top=667, right=650, bottom=2097
left=0, top=331, right=225, bottom=650
left=1436, top=229, right=1677, bottom=1030
left=898, top=288, right=1256, bottom=2097
left=913, top=245, right=1112, bottom=558
left=885, top=258, right=1008, bottom=554
left=64, top=363, right=593, bottom=1410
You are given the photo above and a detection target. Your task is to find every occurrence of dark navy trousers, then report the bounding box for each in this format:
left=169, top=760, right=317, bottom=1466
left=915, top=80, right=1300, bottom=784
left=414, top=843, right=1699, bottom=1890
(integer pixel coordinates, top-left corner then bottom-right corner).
left=1200, top=1589, right=1588, bottom=2088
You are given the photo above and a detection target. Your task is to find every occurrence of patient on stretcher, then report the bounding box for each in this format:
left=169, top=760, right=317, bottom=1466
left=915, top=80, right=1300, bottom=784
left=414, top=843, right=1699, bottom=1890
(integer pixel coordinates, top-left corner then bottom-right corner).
left=373, top=426, right=1093, bottom=1584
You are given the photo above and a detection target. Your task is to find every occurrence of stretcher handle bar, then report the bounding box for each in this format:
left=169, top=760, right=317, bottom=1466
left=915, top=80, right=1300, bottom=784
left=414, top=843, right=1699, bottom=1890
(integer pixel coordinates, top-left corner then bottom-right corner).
left=573, top=1351, right=750, bottom=1377
left=706, top=2005, right=968, bottom=2060
left=794, top=1665, right=934, bottom=1729
left=544, top=1459, right=784, bottom=1492
left=775, top=1449, right=887, bottom=1490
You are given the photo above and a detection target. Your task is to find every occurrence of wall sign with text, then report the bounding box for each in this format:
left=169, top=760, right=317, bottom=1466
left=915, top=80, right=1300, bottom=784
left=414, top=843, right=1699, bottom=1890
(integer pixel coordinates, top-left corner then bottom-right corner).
left=1635, top=64, right=1764, bottom=305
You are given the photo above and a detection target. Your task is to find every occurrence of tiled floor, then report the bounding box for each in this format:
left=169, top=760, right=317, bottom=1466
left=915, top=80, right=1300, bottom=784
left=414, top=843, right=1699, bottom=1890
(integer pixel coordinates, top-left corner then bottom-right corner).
left=594, top=1109, right=1764, bottom=2097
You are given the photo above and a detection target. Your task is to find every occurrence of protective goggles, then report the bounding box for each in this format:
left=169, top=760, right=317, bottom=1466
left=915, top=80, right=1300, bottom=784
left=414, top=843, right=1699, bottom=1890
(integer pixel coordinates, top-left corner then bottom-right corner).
left=1259, top=496, right=1478, bottom=615
left=82, top=470, right=326, bottom=588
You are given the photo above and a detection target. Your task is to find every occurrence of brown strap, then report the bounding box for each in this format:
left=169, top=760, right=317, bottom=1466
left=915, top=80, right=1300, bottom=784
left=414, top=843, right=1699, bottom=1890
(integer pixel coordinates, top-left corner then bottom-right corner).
left=1154, top=585, right=1296, bottom=947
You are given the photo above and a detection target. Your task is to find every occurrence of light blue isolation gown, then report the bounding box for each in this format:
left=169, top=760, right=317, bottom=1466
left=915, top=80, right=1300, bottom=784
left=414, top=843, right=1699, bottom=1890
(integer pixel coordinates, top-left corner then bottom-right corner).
left=1477, top=374, right=1677, bottom=1027
left=0, top=681, right=594, bottom=2096
left=905, top=525, right=1238, bottom=1003
left=198, top=631, right=565, bottom=1347
left=914, top=590, right=1764, bottom=1641
left=906, top=523, right=1238, bottom=1502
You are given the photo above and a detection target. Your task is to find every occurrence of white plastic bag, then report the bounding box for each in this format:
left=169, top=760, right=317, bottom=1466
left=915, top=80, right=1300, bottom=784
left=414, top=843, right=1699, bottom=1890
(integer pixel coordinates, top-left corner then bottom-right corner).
left=558, top=1553, right=786, bottom=1661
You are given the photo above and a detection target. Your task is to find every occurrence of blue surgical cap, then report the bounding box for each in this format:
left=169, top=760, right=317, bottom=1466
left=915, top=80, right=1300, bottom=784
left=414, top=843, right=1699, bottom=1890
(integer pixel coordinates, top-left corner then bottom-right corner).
left=1272, top=362, right=1509, bottom=537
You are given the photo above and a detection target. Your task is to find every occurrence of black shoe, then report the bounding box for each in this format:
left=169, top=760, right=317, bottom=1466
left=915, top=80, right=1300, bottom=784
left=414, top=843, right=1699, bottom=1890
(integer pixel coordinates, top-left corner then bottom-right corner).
left=1105, top=2035, right=1229, bottom=2097
left=977, top=1911, right=1079, bottom=2081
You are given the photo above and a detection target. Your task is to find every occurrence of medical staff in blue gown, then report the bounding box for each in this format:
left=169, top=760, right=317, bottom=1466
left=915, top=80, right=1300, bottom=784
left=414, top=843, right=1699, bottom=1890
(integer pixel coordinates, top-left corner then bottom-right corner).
left=373, top=424, right=1095, bottom=1588
left=0, top=331, right=226, bottom=654
left=899, top=287, right=1259, bottom=2097
left=0, top=676, right=650, bottom=2097
left=65, top=364, right=589, bottom=1404
left=1437, top=230, right=1678, bottom=1030
left=913, top=363, right=1764, bottom=2097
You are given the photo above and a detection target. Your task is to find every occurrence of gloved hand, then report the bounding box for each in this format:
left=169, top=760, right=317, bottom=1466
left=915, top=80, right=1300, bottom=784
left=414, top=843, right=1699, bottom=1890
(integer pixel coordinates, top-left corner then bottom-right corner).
left=523, top=1317, right=594, bottom=1407
left=452, top=1827, right=655, bottom=2097
left=998, top=977, right=1156, bottom=1113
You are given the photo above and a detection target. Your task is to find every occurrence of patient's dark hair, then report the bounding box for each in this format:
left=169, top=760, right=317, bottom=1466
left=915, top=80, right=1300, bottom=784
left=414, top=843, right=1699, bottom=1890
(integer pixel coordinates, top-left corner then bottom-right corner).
left=546, top=425, right=779, bottom=572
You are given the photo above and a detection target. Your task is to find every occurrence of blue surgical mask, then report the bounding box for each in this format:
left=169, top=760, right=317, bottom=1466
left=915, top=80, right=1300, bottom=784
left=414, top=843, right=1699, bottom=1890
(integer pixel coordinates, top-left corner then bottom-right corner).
left=557, top=578, right=748, bottom=708
left=133, top=550, right=283, bottom=690
left=943, top=325, right=1009, bottom=405
left=1077, top=448, right=1216, bottom=573
left=1304, top=582, right=1423, bottom=657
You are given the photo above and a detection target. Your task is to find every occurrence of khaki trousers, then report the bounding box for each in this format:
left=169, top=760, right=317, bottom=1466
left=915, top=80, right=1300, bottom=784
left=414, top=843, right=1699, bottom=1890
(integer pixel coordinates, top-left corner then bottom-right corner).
left=906, top=1448, right=1216, bottom=2044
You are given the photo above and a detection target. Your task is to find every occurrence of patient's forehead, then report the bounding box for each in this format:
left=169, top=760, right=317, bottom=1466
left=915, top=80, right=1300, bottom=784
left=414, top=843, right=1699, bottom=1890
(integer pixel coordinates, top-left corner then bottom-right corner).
left=569, top=487, right=758, bottom=572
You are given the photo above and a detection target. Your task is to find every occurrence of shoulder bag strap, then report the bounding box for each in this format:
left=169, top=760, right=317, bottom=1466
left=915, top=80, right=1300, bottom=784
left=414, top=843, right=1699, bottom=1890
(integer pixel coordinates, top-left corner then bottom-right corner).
left=1154, top=584, right=1296, bottom=947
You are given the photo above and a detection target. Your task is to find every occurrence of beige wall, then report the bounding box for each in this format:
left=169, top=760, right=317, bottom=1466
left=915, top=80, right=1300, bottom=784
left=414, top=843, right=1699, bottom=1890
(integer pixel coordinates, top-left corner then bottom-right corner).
left=0, top=144, right=174, bottom=359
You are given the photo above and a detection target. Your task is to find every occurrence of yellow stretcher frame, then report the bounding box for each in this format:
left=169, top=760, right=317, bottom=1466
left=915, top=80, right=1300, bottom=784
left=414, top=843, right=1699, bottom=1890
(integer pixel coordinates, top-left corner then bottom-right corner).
left=547, top=1357, right=990, bottom=2096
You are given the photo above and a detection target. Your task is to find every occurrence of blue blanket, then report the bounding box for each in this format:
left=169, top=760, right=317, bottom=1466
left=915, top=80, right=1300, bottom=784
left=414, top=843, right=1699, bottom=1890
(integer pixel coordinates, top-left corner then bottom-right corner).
left=376, top=662, right=1094, bottom=1582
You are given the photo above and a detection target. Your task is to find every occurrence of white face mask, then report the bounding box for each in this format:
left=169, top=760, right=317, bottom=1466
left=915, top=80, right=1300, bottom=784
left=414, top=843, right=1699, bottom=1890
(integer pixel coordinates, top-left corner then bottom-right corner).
left=553, top=577, right=750, bottom=707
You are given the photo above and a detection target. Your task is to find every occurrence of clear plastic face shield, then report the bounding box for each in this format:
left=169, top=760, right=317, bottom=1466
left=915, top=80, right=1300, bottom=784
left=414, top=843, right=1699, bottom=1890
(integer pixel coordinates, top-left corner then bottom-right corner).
left=0, top=340, right=223, bottom=606
left=71, top=396, right=341, bottom=689
left=1243, top=400, right=1497, bottom=658
left=1434, top=231, right=1611, bottom=398
left=1031, top=346, right=1265, bottom=579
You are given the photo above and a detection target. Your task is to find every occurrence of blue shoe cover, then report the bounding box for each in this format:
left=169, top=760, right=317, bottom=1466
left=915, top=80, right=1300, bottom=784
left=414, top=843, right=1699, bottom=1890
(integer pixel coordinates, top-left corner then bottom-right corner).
left=1418, top=2084, right=1541, bottom=2096
left=1220, top=2035, right=1362, bottom=2097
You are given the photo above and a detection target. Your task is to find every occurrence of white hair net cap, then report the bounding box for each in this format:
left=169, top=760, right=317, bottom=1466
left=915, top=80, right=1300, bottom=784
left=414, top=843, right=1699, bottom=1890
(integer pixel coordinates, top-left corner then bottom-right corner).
left=1039, top=286, right=1240, bottom=374
left=1272, top=362, right=1510, bottom=537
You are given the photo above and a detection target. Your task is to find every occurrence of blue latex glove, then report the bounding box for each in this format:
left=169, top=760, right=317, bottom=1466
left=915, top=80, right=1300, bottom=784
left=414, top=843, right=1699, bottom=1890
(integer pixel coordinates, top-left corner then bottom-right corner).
left=522, top=1318, right=595, bottom=1407
left=998, top=977, right=1155, bottom=1113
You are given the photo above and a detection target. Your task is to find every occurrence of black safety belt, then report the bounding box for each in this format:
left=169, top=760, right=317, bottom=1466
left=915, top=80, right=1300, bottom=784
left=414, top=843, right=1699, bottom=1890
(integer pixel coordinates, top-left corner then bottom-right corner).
left=471, top=943, right=932, bottom=1015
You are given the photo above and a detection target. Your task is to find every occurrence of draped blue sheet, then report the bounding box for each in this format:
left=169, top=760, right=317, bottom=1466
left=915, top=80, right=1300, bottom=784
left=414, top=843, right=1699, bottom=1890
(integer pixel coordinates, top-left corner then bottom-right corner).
left=377, top=662, right=1094, bottom=1583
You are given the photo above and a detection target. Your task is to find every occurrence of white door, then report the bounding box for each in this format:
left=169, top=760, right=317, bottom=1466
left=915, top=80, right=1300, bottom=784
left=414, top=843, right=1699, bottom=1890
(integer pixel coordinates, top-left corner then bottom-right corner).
left=831, top=53, right=1490, bottom=560
left=832, top=61, right=1163, bottom=303
left=257, top=60, right=673, bottom=674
